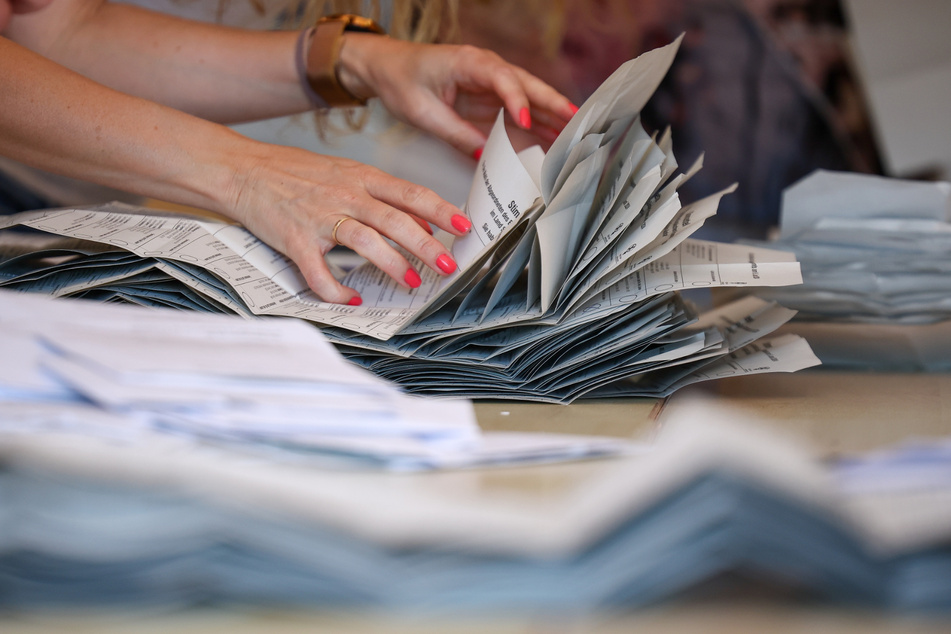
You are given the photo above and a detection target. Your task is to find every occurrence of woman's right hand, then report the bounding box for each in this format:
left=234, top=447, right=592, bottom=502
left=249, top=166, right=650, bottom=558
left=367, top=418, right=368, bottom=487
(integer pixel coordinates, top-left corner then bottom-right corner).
left=225, top=140, right=472, bottom=306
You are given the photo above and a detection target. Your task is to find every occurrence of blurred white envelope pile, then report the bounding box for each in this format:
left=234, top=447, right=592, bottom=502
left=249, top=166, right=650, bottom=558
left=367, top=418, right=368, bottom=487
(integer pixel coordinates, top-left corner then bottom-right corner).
left=0, top=289, right=630, bottom=470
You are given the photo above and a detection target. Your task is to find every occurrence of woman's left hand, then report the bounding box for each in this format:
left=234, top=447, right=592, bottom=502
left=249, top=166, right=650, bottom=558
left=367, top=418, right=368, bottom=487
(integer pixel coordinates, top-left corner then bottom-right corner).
left=336, top=34, right=578, bottom=158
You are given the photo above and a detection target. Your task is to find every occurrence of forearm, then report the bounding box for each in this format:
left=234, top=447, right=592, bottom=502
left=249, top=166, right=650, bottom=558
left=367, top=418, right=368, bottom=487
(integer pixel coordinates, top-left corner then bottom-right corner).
left=5, top=0, right=310, bottom=123
left=0, top=37, right=250, bottom=217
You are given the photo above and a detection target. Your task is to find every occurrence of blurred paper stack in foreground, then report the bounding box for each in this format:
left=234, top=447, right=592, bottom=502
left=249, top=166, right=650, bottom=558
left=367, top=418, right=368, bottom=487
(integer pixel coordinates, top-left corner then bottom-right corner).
left=0, top=290, right=628, bottom=470
left=3, top=389, right=951, bottom=611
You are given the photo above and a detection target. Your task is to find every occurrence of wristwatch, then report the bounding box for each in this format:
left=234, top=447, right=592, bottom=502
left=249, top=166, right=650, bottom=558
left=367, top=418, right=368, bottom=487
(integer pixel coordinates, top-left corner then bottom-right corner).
left=305, top=14, right=386, bottom=108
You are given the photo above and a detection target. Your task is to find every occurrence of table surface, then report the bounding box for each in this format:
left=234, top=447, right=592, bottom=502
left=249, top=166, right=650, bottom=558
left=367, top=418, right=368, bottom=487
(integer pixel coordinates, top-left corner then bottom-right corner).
left=4, top=603, right=951, bottom=633
left=479, top=369, right=951, bottom=456
left=5, top=369, right=951, bottom=631
left=662, top=369, right=951, bottom=456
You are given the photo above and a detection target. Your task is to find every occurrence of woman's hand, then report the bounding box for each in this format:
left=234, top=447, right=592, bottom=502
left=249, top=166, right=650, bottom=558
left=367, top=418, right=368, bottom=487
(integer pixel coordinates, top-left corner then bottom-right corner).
left=227, top=140, right=472, bottom=306
left=336, top=35, right=578, bottom=158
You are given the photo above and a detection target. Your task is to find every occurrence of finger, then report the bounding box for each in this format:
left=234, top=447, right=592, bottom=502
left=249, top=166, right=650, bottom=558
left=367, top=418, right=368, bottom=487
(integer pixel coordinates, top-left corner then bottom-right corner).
left=452, top=92, right=508, bottom=124
left=481, top=64, right=533, bottom=131
left=291, top=248, right=363, bottom=305
left=408, top=213, right=434, bottom=235
left=528, top=121, right=561, bottom=146
left=466, top=60, right=575, bottom=137
left=403, top=93, right=489, bottom=158
left=260, top=212, right=363, bottom=305
left=441, top=47, right=534, bottom=132
left=512, top=66, right=578, bottom=122
left=530, top=106, right=576, bottom=135
left=363, top=168, right=472, bottom=239
left=346, top=197, right=462, bottom=278
left=332, top=213, right=449, bottom=288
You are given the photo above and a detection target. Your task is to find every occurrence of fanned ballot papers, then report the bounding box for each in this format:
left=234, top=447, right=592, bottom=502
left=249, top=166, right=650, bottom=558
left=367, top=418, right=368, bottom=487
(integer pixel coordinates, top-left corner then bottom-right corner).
left=0, top=37, right=818, bottom=402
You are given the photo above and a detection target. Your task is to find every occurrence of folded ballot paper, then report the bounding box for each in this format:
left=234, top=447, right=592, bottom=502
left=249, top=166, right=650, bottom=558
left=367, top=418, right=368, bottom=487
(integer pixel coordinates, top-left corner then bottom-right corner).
left=2, top=397, right=950, bottom=611
left=0, top=37, right=818, bottom=402
left=0, top=289, right=630, bottom=470
left=749, top=170, right=951, bottom=371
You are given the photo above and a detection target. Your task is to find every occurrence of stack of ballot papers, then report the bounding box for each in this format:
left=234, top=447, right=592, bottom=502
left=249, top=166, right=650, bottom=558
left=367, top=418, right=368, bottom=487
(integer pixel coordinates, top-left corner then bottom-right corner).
left=2, top=398, right=950, bottom=611
left=0, top=37, right=818, bottom=402
left=750, top=170, right=951, bottom=370
left=0, top=289, right=631, bottom=470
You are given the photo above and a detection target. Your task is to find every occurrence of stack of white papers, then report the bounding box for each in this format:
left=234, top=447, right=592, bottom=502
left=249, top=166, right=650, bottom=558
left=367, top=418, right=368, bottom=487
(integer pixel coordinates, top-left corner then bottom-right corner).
left=0, top=37, right=818, bottom=402
left=0, top=290, right=631, bottom=470
left=756, top=170, right=951, bottom=324
left=749, top=170, right=951, bottom=370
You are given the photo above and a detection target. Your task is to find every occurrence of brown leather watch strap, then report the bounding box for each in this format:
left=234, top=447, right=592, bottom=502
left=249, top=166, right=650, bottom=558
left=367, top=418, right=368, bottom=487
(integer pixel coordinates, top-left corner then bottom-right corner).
left=305, top=14, right=385, bottom=108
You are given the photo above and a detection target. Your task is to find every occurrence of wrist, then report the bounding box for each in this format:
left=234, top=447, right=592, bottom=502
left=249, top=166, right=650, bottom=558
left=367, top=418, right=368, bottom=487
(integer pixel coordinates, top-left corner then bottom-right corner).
left=299, top=14, right=386, bottom=109
left=335, top=33, right=379, bottom=104
left=181, top=127, right=263, bottom=227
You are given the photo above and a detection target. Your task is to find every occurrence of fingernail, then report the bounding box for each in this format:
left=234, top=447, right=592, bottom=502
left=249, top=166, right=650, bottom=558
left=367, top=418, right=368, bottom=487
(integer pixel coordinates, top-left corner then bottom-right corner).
left=348, top=296, right=362, bottom=306
left=472, top=147, right=483, bottom=161
left=404, top=268, right=422, bottom=288
left=451, top=214, right=471, bottom=233
left=436, top=254, right=457, bottom=274
left=519, top=107, right=531, bottom=129
left=569, top=103, right=579, bottom=115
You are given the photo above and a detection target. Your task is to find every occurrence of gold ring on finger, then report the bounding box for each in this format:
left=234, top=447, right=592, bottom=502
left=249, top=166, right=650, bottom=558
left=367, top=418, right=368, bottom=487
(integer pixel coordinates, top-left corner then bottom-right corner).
left=331, top=216, right=355, bottom=246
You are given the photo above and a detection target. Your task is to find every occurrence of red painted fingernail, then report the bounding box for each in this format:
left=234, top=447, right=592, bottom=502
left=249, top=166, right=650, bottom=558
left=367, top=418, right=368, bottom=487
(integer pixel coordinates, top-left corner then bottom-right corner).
left=472, top=147, right=483, bottom=161
left=404, top=268, right=422, bottom=288
left=436, top=254, right=457, bottom=274
left=519, top=107, right=531, bottom=129
left=348, top=296, right=362, bottom=306
left=451, top=214, right=471, bottom=233
left=569, top=103, right=579, bottom=115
